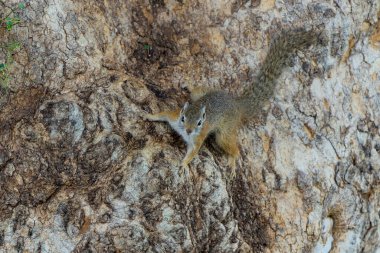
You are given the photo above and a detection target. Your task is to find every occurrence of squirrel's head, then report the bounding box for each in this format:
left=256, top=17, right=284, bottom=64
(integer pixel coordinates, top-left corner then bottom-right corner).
left=178, top=102, right=206, bottom=136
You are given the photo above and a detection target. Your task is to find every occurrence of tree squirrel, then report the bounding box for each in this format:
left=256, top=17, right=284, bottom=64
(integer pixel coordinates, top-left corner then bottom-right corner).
left=145, top=28, right=320, bottom=176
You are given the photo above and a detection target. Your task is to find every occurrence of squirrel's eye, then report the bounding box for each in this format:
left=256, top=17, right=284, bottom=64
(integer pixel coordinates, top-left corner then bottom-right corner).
left=181, top=116, right=185, bottom=122
left=197, top=120, right=202, bottom=126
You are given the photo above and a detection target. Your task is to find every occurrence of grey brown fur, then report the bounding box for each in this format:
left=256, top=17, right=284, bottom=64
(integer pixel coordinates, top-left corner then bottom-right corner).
left=146, top=28, right=321, bottom=175
left=239, top=28, right=319, bottom=115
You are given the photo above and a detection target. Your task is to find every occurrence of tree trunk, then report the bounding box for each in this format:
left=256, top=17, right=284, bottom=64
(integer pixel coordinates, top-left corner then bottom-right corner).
left=0, top=0, right=379, bottom=252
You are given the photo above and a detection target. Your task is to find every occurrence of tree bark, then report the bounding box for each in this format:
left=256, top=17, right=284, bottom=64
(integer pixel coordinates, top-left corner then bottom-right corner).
left=0, top=0, right=379, bottom=252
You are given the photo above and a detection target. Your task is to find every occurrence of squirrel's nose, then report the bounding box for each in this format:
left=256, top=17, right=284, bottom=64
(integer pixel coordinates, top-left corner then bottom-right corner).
left=186, top=129, right=192, bottom=135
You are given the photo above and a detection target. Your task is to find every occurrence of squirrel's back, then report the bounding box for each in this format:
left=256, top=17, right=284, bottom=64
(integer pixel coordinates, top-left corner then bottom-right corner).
left=191, top=91, right=242, bottom=128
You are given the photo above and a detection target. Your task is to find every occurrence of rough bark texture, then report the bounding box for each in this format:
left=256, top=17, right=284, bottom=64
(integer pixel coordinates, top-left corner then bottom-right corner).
left=0, top=0, right=379, bottom=252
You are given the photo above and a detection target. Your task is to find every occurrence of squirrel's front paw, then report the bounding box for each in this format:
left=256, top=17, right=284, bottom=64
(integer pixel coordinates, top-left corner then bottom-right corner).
left=181, top=156, right=193, bottom=168
left=179, top=162, right=189, bottom=176
left=178, top=160, right=189, bottom=176
left=144, top=113, right=158, bottom=121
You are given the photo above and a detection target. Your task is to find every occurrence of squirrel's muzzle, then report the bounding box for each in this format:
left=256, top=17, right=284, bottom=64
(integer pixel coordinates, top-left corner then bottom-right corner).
left=186, top=129, right=192, bottom=135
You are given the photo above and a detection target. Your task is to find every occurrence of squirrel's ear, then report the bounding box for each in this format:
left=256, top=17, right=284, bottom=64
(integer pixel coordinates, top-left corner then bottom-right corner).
left=181, top=101, right=189, bottom=114
left=201, top=106, right=206, bottom=119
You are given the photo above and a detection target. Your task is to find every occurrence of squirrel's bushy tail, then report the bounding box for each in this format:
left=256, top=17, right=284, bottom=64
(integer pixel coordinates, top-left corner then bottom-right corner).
left=239, top=28, right=319, bottom=116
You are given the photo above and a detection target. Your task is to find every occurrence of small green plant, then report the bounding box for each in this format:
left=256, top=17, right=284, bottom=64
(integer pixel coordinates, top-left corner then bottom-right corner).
left=144, top=44, right=153, bottom=57
left=0, top=1, right=26, bottom=89
left=0, top=41, right=20, bottom=87
left=4, top=17, right=21, bottom=31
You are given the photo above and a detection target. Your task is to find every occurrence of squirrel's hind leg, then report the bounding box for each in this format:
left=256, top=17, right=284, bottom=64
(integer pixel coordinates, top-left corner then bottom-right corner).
left=214, top=130, right=239, bottom=179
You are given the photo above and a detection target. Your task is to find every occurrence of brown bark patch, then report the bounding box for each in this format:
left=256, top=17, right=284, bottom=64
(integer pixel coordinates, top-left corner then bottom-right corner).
left=0, top=87, right=45, bottom=129
left=232, top=174, right=272, bottom=252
